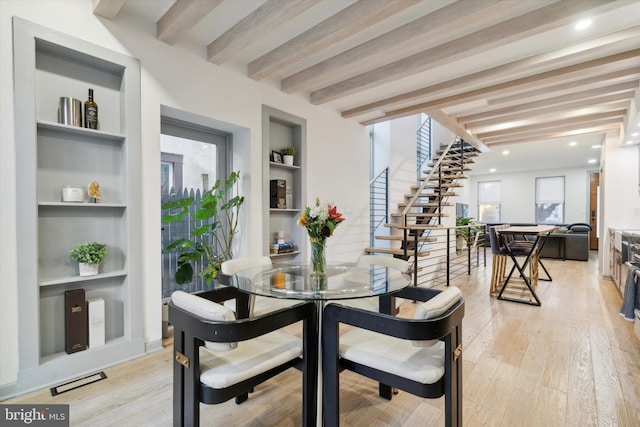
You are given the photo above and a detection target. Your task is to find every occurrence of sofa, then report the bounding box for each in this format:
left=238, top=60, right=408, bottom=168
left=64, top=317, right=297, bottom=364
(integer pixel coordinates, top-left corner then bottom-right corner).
left=480, top=223, right=591, bottom=261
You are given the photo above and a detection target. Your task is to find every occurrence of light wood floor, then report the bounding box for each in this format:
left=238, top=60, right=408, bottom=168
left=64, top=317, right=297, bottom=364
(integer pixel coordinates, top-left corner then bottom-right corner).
left=5, top=253, right=640, bottom=426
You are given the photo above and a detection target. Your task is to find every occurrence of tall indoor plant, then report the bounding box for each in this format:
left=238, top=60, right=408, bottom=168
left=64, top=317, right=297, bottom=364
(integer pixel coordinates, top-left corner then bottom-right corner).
left=162, top=171, right=244, bottom=285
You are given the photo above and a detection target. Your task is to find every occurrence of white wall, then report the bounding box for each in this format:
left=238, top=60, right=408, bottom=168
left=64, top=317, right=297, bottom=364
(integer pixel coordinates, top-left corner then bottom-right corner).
left=467, top=167, right=593, bottom=224
left=0, top=0, right=369, bottom=393
left=600, top=130, right=640, bottom=275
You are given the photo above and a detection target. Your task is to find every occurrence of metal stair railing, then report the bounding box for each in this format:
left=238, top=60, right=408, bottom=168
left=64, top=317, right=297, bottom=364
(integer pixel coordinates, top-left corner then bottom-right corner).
left=369, top=167, right=389, bottom=248
left=416, top=116, right=431, bottom=178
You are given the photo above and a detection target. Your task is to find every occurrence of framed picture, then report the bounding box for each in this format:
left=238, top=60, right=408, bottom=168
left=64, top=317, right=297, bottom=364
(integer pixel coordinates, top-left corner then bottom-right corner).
left=272, top=150, right=283, bottom=163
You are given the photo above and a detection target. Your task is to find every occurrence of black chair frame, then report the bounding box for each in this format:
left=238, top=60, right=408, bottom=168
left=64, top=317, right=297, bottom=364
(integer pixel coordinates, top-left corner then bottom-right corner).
left=322, top=286, right=464, bottom=427
left=169, top=286, right=318, bottom=426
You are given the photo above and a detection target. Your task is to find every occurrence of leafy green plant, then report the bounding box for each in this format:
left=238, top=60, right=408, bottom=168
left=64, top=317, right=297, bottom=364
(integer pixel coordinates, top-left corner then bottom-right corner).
left=69, top=242, right=108, bottom=264
left=456, top=216, right=478, bottom=241
left=281, top=146, right=296, bottom=157
left=162, top=171, right=244, bottom=285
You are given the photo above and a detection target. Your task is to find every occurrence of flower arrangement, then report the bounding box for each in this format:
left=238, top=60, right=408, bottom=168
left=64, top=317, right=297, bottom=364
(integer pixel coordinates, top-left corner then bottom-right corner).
left=297, top=198, right=345, bottom=241
left=298, top=198, right=345, bottom=277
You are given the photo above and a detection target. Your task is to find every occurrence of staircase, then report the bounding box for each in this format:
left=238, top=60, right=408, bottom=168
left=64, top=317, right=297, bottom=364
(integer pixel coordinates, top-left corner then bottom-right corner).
left=365, top=137, right=482, bottom=287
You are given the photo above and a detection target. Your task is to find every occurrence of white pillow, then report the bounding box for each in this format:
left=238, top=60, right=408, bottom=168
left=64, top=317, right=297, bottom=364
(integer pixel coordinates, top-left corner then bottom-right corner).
left=412, top=286, right=462, bottom=347
left=171, top=291, right=238, bottom=352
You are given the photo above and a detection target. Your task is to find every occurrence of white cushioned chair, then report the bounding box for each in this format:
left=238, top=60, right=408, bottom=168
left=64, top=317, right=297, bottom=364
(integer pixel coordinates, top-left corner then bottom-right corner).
left=322, top=286, right=464, bottom=427
left=220, top=256, right=298, bottom=316
left=169, top=287, right=317, bottom=426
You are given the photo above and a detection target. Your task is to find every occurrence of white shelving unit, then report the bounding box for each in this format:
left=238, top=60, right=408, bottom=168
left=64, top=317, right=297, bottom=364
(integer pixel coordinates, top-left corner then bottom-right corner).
left=13, top=18, right=143, bottom=392
left=262, top=106, right=307, bottom=262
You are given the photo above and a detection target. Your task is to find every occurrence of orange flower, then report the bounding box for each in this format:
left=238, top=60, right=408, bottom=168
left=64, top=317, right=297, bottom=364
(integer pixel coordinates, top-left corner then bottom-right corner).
left=328, top=205, right=344, bottom=222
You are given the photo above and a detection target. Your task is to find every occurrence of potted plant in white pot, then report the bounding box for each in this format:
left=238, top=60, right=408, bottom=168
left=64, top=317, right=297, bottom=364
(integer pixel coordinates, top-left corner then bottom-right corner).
left=69, top=242, right=108, bottom=276
left=280, top=146, right=296, bottom=166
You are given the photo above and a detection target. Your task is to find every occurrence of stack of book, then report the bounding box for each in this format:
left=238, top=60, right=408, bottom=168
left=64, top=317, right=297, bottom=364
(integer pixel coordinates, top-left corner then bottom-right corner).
left=270, top=241, right=295, bottom=254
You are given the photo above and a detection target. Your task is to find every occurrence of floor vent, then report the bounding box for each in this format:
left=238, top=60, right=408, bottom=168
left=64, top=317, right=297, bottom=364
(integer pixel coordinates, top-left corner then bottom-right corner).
left=50, top=371, right=107, bottom=396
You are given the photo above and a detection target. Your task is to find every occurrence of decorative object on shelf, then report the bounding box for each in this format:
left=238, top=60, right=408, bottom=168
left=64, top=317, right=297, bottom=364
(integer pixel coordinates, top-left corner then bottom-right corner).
left=276, top=230, right=285, bottom=244
left=58, top=97, right=82, bottom=127
left=280, top=146, right=296, bottom=166
left=298, top=198, right=345, bottom=286
left=65, top=289, right=87, bottom=354
left=84, top=88, right=98, bottom=129
left=270, top=179, right=286, bottom=208
left=162, top=171, right=244, bottom=285
left=69, top=242, right=108, bottom=277
left=87, top=181, right=101, bottom=202
left=62, top=185, right=84, bottom=202
left=271, top=150, right=282, bottom=163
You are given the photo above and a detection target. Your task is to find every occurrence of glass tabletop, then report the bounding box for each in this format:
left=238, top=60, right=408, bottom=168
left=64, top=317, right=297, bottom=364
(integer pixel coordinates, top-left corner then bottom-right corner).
left=227, top=263, right=411, bottom=301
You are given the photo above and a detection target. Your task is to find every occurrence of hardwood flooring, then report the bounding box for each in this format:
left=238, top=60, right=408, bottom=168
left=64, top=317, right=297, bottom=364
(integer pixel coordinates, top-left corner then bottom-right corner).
left=4, top=253, right=640, bottom=426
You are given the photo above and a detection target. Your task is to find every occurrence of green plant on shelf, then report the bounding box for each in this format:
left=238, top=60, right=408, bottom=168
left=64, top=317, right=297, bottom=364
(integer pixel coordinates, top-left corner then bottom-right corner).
left=68, top=242, right=109, bottom=264
left=280, top=146, right=296, bottom=157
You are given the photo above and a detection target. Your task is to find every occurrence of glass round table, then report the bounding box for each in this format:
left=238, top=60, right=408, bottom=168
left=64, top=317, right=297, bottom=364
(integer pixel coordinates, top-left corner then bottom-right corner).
left=225, top=262, right=412, bottom=426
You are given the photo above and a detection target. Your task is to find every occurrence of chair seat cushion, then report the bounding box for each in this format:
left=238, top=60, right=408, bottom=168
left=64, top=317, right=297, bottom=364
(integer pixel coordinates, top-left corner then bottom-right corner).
left=199, top=331, right=302, bottom=389
left=339, top=329, right=445, bottom=384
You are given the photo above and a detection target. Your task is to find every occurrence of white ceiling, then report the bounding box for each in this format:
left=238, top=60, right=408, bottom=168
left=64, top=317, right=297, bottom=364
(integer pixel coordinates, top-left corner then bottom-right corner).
left=97, top=0, right=640, bottom=174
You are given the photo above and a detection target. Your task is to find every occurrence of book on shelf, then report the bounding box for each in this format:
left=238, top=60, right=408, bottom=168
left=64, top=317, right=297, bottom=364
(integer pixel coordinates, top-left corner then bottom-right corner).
left=65, top=289, right=87, bottom=354
left=270, top=241, right=295, bottom=254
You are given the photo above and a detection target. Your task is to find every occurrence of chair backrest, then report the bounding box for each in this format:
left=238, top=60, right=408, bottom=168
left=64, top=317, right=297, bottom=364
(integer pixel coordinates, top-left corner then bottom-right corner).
left=171, top=290, right=238, bottom=352
left=221, top=256, right=272, bottom=275
left=412, top=286, right=463, bottom=347
left=357, top=254, right=410, bottom=273
left=488, top=224, right=510, bottom=255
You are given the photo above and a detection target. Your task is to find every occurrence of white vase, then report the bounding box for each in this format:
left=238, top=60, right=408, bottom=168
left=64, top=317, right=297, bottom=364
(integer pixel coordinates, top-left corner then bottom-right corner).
left=79, top=262, right=99, bottom=277
left=283, top=155, right=294, bottom=166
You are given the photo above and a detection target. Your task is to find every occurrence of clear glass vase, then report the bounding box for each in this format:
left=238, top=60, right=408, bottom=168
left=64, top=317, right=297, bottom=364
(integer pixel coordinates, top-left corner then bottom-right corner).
left=310, top=238, right=326, bottom=276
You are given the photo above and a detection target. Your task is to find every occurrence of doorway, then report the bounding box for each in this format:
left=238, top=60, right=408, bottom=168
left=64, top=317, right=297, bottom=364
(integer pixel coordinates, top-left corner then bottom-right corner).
left=589, top=171, right=599, bottom=250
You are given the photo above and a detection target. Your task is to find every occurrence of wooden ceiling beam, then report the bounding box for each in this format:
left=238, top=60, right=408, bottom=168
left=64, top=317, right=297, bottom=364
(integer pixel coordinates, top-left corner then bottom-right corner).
left=279, top=0, right=504, bottom=93
left=464, top=89, right=637, bottom=130
left=341, top=26, right=640, bottom=119
left=476, top=109, right=627, bottom=139
left=248, top=0, right=419, bottom=81
left=207, top=0, right=316, bottom=65
left=311, top=0, right=617, bottom=104
left=157, top=0, right=223, bottom=45
left=92, top=0, right=125, bottom=19
left=358, top=49, right=640, bottom=125
left=483, top=122, right=622, bottom=146
left=458, top=71, right=640, bottom=122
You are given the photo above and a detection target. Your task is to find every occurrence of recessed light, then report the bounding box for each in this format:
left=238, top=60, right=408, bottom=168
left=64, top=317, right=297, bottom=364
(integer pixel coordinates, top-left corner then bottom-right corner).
left=502, top=150, right=509, bottom=155
left=632, top=132, right=639, bottom=137
left=591, top=144, right=601, bottom=149
left=569, top=141, right=577, bottom=146
left=627, top=140, right=634, bottom=145
left=490, top=168, right=496, bottom=172
left=575, top=19, right=592, bottom=30
left=588, top=159, right=597, bottom=164
left=202, top=145, right=209, bottom=149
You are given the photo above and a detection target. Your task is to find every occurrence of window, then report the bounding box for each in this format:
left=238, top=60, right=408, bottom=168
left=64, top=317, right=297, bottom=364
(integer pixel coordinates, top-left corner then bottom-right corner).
left=478, top=181, right=501, bottom=223
left=160, top=116, right=231, bottom=298
left=536, top=176, right=564, bottom=224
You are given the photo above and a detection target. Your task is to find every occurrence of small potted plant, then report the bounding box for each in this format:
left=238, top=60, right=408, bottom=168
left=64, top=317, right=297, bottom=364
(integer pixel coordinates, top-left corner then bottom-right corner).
left=69, top=242, right=108, bottom=276
left=455, top=216, right=477, bottom=254
left=280, top=146, right=296, bottom=166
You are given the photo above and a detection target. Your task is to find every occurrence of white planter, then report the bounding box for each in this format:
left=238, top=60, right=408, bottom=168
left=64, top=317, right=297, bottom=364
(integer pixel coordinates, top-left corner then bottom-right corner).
left=283, top=155, right=294, bottom=166
left=79, top=262, right=99, bottom=277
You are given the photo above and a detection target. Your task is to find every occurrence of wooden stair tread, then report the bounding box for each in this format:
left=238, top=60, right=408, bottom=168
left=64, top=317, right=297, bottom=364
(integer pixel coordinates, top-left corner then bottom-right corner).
left=374, top=235, right=437, bottom=242
left=397, top=202, right=453, bottom=208
left=365, top=247, right=431, bottom=257
left=405, top=192, right=458, bottom=197
left=392, top=212, right=448, bottom=217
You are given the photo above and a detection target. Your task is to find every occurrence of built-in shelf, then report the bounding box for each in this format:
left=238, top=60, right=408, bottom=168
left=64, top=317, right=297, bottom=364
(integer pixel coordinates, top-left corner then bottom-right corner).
left=270, top=251, right=301, bottom=258
left=37, top=120, right=125, bottom=141
left=39, top=202, right=127, bottom=208
left=269, top=161, right=301, bottom=170
left=13, top=17, right=143, bottom=392
left=39, top=270, right=127, bottom=287
left=263, top=106, right=307, bottom=262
